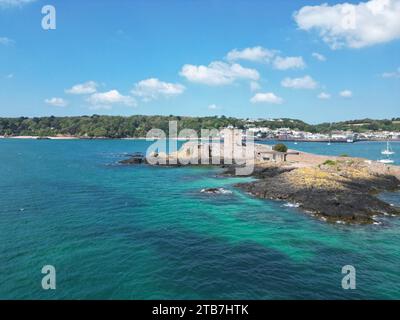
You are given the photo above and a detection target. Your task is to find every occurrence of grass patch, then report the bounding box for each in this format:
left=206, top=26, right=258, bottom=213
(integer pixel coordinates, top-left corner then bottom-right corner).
left=323, top=160, right=337, bottom=166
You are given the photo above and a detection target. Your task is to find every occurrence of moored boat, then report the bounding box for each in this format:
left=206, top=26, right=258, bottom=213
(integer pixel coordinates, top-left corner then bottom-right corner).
left=381, top=141, right=395, bottom=155
left=378, top=158, right=395, bottom=164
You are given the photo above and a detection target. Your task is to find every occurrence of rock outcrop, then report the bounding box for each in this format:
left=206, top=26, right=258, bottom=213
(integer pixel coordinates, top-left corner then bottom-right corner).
left=120, top=141, right=400, bottom=224
left=235, top=158, right=400, bottom=224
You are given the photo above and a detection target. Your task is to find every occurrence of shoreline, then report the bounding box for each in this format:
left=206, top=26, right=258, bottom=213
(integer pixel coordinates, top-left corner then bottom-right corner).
left=233, top=155, right=400, bottom=225
left=0, top=136, right=196, bottom=140
left=120, top=142, right=400, bottom=225
left=2, top=135, right=400, bottom=143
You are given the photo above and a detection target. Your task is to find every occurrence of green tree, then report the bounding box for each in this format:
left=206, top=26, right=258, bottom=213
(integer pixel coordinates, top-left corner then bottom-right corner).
left=273, top=143, right=288, bottom=152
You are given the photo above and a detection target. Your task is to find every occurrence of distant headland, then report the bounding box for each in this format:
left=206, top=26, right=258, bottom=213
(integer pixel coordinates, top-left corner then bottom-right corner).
left=1, top=115, right=400, bottom=142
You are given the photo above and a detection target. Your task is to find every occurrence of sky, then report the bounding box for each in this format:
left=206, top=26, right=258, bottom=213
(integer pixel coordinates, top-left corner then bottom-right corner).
left=0, top=0, right=399, bottom=123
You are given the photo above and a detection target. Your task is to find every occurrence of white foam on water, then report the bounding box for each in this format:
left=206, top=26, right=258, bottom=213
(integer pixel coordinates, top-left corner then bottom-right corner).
left=283, top=202, right=300, bottom=208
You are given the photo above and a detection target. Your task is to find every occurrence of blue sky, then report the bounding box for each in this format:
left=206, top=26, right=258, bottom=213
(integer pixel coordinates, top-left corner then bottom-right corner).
left=1, top=0, right=399, bottom=123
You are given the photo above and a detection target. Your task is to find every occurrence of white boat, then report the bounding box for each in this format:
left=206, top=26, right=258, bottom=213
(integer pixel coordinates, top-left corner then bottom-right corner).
left=378, top=159, right=395, bottom=164
left=328, top=125, right=332, bottom=145
left=381, top=141, right=395, bottom=155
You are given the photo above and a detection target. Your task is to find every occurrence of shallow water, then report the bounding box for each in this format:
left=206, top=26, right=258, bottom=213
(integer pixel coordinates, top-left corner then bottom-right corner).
left=0, top=139, right=399, bottom=299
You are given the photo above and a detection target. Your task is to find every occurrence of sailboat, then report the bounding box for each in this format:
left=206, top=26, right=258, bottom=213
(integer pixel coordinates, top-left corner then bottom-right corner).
left=381, top=141, right=395, bottom=155
left=327, top=123, right=331, bottom=145
left=379, top=141, right=395, bottom=164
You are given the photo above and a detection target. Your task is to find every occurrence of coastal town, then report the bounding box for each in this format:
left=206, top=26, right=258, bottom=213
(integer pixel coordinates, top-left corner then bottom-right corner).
left=241, top=120, right=400, bottom=143
left=1, top=116, right=400, bottom=142
left=2, top=127, right=400, bottom=142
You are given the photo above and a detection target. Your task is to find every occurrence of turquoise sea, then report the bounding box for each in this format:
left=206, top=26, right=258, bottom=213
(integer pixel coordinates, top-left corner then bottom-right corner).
left=0, top=139, right=399, bottom=299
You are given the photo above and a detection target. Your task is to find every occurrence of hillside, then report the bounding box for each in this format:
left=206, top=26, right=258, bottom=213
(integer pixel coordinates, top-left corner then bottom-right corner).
left=0, top=115, right=399, bottom=138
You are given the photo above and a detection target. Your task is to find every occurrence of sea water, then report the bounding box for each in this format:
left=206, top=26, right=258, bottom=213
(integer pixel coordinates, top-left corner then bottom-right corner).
left=0, top=139, right=399, bottom=299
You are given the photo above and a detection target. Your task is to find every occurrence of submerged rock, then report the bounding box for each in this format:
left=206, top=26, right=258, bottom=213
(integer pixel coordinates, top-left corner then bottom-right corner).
left=201, top=188, right=233, bottom=195
left=119, top=152, right=146, bottom=164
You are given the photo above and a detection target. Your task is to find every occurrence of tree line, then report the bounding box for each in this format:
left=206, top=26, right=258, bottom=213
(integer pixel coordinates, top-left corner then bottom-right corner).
left=0, top=115, right=399, bottom=138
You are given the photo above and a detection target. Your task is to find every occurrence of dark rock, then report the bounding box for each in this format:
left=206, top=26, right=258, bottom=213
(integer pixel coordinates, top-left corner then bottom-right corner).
left=220, top=164, right=294, bottom=178
left=200, top=187, right=232, bottom=195
left=119, top=152, right=146, bottom=164
left=236, top=171, right=400, bottom=224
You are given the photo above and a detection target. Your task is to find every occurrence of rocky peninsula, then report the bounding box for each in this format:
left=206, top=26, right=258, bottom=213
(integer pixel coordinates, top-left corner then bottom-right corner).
left=121, top=141, right=400, bottom=224
left=233, top=154, right=400, bottom=224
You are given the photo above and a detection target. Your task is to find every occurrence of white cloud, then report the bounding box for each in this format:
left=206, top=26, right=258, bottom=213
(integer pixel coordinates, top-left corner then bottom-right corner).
left=132, top=78, right=185, bottom=101
left=312, top=52, right=327, bottom=61
left=226, top=46, right=276, bottom=63
left=226, top=47, right=307, bottom=71
left=250, top=92, right=283, bottom=104
left=66, top=81, right=98, bottom=95
left=208, top=104, right=218, bottom=110
left=45, top=97, right=68, bottom=107
left=340, top=90, right=353, bottom=98
left=87, top=90, right=136, bottom=108
left=318, top=92, right=331, bottom=99
left=382, top=67, right=400, bottom=78
left=281, top=75, right=318, bottom=89
left=88, top=105, right=113, bottom=111
left=0, top=0, right=35, bottom=8
left=273, top=56, right=306, bottom=70
left=180, top=61, right=259, bottom=86
left=250, top=81, right=261, bottom=92
left=0, top=37, right=15, bottom=46
left=5, top=73, right=13, bottom=79
left=294, top=0, right=400, bottom=49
